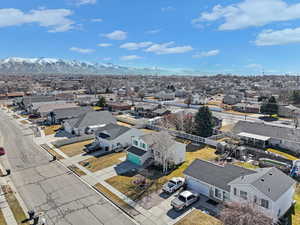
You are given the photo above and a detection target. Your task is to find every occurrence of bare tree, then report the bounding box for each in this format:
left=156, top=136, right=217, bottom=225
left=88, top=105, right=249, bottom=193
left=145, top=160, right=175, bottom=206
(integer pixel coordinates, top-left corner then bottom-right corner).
left=138, top=91, right=145, bottom=101
left=220, top=202, right=273, bottom=225
left=184, top=94, right=193, bottom=108
left=150, top=132, right=175, bottom=173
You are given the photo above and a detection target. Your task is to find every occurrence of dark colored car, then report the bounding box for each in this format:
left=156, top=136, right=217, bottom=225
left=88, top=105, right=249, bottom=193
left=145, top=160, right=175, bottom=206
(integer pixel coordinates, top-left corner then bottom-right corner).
left=0, top=147, right=6, bottom=156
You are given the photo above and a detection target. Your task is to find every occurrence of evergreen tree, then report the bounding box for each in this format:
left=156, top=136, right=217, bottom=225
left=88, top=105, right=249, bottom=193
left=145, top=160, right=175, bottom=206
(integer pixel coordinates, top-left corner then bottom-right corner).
left=291, top=91, right=300, bottom=104
left=194, top=106, right=214, bottom=137
left=260, top=96, right=278, bottom=117
left=97, top=96, right=106, bottom=107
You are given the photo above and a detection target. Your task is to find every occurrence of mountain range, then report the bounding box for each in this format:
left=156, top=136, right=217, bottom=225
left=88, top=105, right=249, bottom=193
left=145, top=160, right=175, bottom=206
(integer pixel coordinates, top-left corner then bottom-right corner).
left=0, top=57, right=177, bottom=75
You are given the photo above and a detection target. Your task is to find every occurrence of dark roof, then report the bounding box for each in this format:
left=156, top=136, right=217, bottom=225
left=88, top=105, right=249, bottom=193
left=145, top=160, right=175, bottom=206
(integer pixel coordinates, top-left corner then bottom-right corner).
left=23, top=96, right=56, bottom=106
left=127, top=146, right=147, bottom=156
left=66, top=111, right=116, bottom=129
left=95, top=123, right=130, bottom=140
left=184, top=159, right=256, bottom=192
left=230, top=167, right=296, bottom=201
left=52, top=107, right=92, bottom=120
left=233, top=121, right=300, bottom=143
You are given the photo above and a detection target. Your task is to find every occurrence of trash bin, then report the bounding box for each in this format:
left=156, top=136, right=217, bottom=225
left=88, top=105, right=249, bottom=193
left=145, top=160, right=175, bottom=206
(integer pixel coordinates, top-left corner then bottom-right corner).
left=5, top=169, right=11, bottom=176
left=28, top=210, right=35, bottom=220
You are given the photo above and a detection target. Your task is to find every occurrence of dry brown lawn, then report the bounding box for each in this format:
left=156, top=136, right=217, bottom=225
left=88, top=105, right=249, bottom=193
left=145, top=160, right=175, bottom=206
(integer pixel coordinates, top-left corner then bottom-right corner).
left=2, top=185, right=29, bottom=225
left=44, top=125, right=61, bottom=136
left=20, top=120, right=29, bottom=125
left=175, top=209, right=222, bottom=225
left=0, top=209, right=7, bottom=225
left=59, top=140, right=93, bottom=157
left=67, top=165, right=86, bottom=176
left=79, top=152, right=125, bottom=172
left=94, top=183, right=139, bottom=216
left=116, top=121, right=132, bottom=128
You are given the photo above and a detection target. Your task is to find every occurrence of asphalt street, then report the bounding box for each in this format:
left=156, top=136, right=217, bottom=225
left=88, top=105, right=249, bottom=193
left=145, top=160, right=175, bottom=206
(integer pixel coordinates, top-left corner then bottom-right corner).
left=0, top=110, right=136, bottom=225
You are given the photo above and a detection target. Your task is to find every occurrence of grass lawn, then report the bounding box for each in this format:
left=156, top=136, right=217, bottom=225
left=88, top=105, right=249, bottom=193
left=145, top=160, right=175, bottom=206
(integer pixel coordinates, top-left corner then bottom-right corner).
left=267, top=148, right=298, bottom=161
left=67, top=165, right=86, bottom=176
left=140, top=129, right=156, bottom=133
left=175, top=209, right=222, bottom=225
left=79, top=152, right=125, bottom=172
left=92, top=106, right=102, bottom=111
left=106, top=146, right=218, bottom=201
left=116, top=121, right=132, bottom=128
left=1, top=185, right=29, bottom=225
left=233, top=161, right=258, bottom=170
left=0, top=209, right=7, bottom=225
left=59, top=140, right=93, bottom=157
left=43, top=125, right=61, bottom=136
left=20, top=120, right=29, bottom=125
left=293, top=184, right=300, bottom=225
left=94, top=183, right=139, bottom=216
left=220, top=123, right=235, bottom=132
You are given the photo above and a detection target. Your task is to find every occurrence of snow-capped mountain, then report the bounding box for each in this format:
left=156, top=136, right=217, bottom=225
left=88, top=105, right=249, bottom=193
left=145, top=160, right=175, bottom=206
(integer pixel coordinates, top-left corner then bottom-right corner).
left=0, top=57, right=172, bottom=75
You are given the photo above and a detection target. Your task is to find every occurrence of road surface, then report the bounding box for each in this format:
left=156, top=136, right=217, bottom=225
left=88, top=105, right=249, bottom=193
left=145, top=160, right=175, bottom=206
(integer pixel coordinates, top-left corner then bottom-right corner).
left=0, top=110, right=136, bottom=225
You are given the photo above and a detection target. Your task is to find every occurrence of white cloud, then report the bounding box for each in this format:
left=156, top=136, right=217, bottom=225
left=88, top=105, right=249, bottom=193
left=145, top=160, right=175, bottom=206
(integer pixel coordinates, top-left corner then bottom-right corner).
left=246, top=63, right=262, bottom=69
left=120, top=55, right=142, bottom=61
left=145, top=42, right=193, bottom=55
left=91, top=18, right=102, bottom=22
left=97, top=43, right=112, bottom=47
left=0, top=8, right=75, bottom=32
left=103, top=30, right=127, bottom=40
left=255, top=27, right=300, bottom=46
left=193, top=49, right=220, bottom=58
left=161, top=6, right=176, bottom=12
left=102, top=57, right=112, bottom=61
left=120, top=42, right=153, bottom=50
left=74, top=0, right=97, bottom=6
left=146, top=29, right=161, bottom=34
left=193, top=0, right=300, bottom=30
left=70, top=47, right=95, bottom=54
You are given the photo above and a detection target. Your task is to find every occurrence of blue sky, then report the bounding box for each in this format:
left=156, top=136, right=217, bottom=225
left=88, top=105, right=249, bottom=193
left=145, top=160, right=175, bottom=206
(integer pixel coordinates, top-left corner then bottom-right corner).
left=2, top=0, right=300, bottom=75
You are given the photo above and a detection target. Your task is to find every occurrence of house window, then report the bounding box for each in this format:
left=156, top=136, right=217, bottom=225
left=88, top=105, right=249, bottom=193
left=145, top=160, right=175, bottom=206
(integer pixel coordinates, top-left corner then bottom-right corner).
left=240, top=191, right=248, bottom=200
left=133, top=140, right=138, bottom=146
left=215, top=188, right=222, bottom=199
left=254, top=195, right=257, bottom=204
left=261, top=199, right=269, bottom=209
left=233, top=188, right=237, bottom=196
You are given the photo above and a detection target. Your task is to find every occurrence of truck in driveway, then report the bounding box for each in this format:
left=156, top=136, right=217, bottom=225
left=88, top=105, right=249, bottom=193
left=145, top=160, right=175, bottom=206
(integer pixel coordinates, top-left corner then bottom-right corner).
left=162, top=177, right=185, bottom=194
left=171, top=190, right=199, bottom=211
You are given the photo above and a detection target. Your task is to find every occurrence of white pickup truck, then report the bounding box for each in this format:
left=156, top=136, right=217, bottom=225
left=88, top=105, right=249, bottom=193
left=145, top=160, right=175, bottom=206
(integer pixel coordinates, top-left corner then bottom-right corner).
left=162, top=177, right=185, bottom=194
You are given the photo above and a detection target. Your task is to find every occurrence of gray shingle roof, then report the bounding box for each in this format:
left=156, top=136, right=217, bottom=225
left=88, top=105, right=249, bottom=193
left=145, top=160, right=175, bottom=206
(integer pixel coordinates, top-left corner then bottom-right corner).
left=52, top=107, right=92, bottom=120
left=184, top=159, right=256, bottom=192
left=127, top=146, right=147, bottom=156
left=233, top=121, right=300, bottom=143
left=95, top=123, right=130, bottom=140
left=229, top=167, right=296, bottom=201
left=66, top=111, right=116, bottom=129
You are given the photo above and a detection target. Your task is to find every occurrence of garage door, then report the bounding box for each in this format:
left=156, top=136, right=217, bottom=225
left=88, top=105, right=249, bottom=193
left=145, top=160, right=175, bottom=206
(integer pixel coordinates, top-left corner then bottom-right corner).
left=127, top=152, right=142, bottom=165
left=186, top=177, right=210, bottom=197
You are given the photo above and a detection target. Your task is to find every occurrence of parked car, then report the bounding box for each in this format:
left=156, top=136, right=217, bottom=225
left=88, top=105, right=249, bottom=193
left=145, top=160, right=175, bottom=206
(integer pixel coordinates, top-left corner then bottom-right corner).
left=162, top=177, right=185, bottom=194
left=0, top=147, right=5, bottom=156
left=84, top=142, right=101, bottom=153
left=171, top=190, right=199, bottom=211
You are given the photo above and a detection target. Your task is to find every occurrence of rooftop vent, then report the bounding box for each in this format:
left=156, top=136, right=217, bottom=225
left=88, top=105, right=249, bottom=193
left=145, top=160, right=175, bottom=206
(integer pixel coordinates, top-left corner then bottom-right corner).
left=268, top=188, right=271, bottom=192
left=261, top=178, right=265, bottom=182
left=269, top=172, right=273, bottom=176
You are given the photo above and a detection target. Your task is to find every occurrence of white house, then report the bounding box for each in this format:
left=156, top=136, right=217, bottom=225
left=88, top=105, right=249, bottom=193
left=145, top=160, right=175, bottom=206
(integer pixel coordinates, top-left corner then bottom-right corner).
left=192, top=93, right=206, bottom=105
left=184, top=159, right=296, bottom=222
left=63, top=111, right=116, bottom=136
left=94, top=123, right=144, bottom=151
left=126, top=131, right=186, bottom=167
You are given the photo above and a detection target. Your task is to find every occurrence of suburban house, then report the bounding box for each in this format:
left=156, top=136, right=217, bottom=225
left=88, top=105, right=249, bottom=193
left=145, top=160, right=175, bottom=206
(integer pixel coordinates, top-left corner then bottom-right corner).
left=126, top=131, right=186, bottom=167
left=232, top=103, right=261, bottom=113
left=278, top=105, right=300, bottom=118
left=106, top=102, right=132, bottom=111
left=223, top=94, right=242, bottom=105
left=133, top=103, right=160, bottom=118
left=47, top=106, right=92, bottom=124
left=155, top=91, right=175, bottom=101
left=94, top=123, right=144, bottom=151
left=63, top=111, right=117, bottom=136
left=192, top=93, right=206, bottom=105
left=184, top=159, right=296, bottom=222
left=232, top=121, right=300, bottom=153
left=33, top=102, right=78, bottom=117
